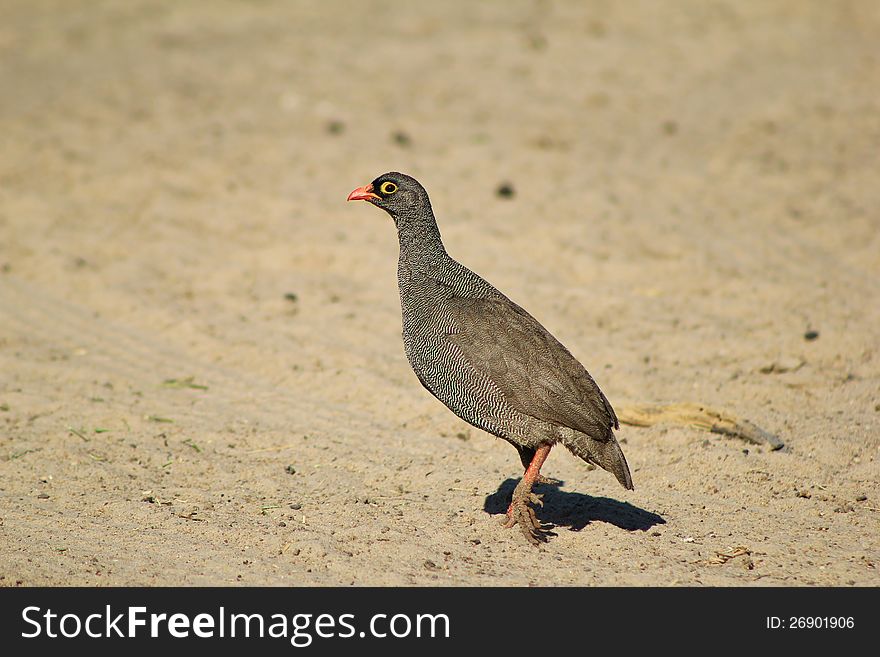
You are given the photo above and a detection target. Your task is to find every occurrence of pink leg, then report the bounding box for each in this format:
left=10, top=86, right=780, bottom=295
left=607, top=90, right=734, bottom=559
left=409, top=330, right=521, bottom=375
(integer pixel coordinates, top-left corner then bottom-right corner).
left=503, top=444, right=552, bottom=545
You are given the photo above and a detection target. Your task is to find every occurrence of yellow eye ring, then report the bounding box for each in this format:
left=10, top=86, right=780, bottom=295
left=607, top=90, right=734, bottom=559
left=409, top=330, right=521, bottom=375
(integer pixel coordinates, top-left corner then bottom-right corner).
left=379, top=181, right=398, bottom=195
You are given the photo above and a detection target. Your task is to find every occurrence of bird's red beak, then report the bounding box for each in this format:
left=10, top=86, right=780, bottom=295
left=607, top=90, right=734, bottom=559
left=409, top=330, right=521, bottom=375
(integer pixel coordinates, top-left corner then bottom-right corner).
left=347, top=183, right=380, bottom=202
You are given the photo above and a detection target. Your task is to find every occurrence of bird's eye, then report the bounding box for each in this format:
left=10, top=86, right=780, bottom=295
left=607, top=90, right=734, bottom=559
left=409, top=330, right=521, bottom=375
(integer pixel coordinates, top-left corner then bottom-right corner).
left=379, top=181, right=398, bottom=195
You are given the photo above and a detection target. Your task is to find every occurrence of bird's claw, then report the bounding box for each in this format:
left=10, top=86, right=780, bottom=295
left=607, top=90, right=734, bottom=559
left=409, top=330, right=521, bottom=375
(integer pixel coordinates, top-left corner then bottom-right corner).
left=503, top=489, right=551, bottom=545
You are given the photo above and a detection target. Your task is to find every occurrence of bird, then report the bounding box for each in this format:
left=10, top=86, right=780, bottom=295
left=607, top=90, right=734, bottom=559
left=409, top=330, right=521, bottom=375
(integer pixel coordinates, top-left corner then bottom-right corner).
left=347, top=172, right=633, bottom=544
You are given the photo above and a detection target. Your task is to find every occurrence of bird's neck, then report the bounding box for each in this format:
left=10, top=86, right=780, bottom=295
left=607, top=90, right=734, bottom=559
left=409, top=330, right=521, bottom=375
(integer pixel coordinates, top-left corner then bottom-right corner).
left=394, top=212, right=447, bottom=263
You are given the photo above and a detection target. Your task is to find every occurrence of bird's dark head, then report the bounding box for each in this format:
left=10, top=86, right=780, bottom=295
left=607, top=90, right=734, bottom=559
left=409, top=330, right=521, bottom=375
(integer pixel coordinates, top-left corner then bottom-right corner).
left=347, top=172, right=432, bottom=222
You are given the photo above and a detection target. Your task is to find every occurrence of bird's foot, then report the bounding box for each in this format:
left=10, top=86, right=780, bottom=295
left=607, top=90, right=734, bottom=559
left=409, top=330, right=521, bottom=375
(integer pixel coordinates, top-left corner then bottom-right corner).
left=502, top=487, right=550, bottom=546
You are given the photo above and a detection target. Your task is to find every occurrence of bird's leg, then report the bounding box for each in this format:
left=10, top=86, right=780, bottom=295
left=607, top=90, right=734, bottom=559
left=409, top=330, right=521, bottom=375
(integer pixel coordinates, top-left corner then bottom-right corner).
left=517, top=446, right=561, bottom=487
left=504, top=444, right=552, bottom=545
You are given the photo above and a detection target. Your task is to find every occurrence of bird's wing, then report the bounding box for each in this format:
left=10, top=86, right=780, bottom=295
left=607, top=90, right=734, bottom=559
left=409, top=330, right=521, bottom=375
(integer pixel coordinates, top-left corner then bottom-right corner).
left=442, top=290, right=619, bottom=438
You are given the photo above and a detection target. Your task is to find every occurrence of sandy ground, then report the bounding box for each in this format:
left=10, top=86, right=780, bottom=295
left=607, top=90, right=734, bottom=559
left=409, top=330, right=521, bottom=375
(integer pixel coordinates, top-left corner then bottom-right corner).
left=1, top=0, right=878, bottom=586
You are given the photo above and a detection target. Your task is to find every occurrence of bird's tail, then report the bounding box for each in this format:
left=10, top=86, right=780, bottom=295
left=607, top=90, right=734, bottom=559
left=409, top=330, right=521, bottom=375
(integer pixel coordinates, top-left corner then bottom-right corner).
left=562, top=429, right=634, bottom=490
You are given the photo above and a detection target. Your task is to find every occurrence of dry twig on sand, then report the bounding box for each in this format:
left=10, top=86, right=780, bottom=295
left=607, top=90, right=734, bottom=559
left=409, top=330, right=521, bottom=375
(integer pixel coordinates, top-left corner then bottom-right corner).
left=617, top=402, right=784, bottom=450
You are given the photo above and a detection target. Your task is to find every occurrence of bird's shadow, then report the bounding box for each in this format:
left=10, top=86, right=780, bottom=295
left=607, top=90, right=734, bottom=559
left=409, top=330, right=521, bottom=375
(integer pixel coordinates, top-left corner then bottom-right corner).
left=484, top=478, right=665, bottom=533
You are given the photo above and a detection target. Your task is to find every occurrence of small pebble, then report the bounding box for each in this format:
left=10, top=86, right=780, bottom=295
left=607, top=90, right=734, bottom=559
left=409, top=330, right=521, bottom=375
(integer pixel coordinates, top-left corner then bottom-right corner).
left=36, top=493, right=50, bottom=499
left=804, top=330, right=820, bottom=341
left=326, top=120, right=345, bottom=135
left=391, top=131, right=411, bottom=147
left=496, top=182, right=515, bottom=199
left=285, top=465, right=296, bottom=475
left=283, top=292, right=298, bottom=303
left=289, top=503, right=302, bottom=510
